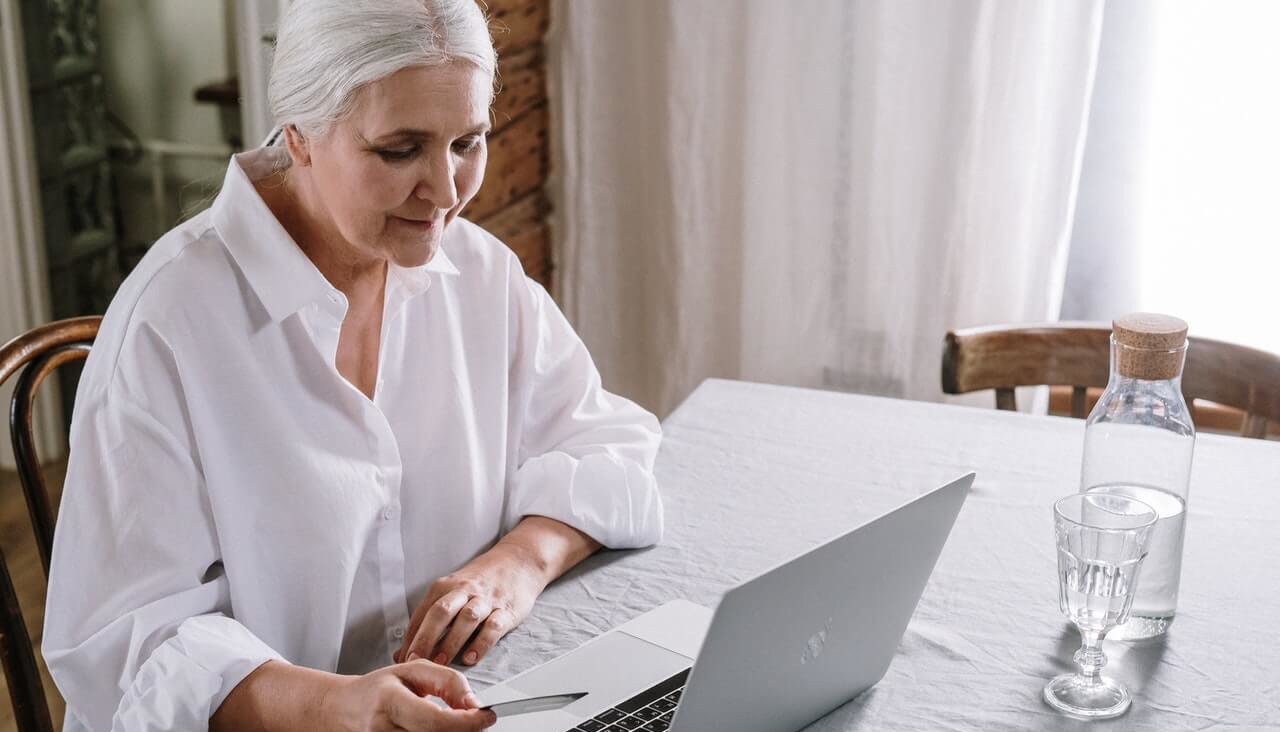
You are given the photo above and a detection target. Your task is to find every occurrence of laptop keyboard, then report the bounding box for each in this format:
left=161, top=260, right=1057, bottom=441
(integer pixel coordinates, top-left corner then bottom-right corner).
left=566, top=668, right=690, bottom=731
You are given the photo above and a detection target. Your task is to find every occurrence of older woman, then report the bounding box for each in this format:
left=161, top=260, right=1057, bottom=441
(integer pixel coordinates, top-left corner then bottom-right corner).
left=41, top=1, right=663, bottom=730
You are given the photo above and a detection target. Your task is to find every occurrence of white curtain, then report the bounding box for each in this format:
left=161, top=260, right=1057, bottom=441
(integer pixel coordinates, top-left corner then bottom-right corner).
left=1063, top=0, right=1280, bottom=355
left=550, top=0, right=1104, bottom=417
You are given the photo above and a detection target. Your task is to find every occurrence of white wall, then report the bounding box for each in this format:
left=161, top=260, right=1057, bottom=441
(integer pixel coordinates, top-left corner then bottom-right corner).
left=100, top=0, right=236, bottom=241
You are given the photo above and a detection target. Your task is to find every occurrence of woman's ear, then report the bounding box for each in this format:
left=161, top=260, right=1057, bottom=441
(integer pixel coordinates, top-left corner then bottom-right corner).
left=282, top=124, right=312, bottom=167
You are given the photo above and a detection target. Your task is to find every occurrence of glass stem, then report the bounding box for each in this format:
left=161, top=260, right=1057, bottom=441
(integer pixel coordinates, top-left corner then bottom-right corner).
left=1074, top=630, right=1107, bottom=684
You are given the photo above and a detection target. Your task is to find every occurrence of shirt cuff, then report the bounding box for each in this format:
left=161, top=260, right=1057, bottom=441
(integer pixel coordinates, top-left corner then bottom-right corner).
left=507, top=451, right=664, bottom=549
left=111, top=615, right=286, bottom=732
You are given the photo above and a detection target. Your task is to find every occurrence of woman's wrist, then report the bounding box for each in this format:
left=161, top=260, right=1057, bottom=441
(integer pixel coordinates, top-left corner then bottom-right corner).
left=212, top=660, right=349, bottom=732
left=492, top=533, right=555, bottom=585
left=317, top=671, right=356, bottom=732
left=496, top=516, right=602, bottom=586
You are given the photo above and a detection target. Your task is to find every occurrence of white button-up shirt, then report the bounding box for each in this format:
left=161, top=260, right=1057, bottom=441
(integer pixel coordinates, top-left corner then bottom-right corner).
left=42, top=148, right=664, bottom=732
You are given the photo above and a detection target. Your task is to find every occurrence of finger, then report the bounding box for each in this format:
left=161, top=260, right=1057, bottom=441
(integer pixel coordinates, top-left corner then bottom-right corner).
left=396, top=598, right=431, bottom=663
left=390, top=690, right=497, bottom=732
left=397, top=582, right=451, bottom=663
left=393, top=659, right=480, bottom=709
left=405, top=590, right=471, bottom=662
left=434, top=597, right=492, bottom=665
left=461, top=608, right=516, bottom=666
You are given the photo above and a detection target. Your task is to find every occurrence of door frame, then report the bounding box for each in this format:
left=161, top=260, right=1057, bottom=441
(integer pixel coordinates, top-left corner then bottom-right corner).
left=234, top=0, right=289, bottom=146
left=0, top=0, right=67, bottom=468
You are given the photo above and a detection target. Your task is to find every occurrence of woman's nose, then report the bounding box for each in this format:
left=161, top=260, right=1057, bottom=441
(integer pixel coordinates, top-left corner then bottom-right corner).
left=413, top=152, right=459, bottom=210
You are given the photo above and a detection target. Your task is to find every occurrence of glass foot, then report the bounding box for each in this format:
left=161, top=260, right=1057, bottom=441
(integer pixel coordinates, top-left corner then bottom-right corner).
left=1043, top=672, right=1132, bottom=718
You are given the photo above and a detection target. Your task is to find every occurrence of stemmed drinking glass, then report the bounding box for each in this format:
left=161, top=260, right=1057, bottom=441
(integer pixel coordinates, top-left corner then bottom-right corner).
left=1045, top=493, right=1158, bottom=719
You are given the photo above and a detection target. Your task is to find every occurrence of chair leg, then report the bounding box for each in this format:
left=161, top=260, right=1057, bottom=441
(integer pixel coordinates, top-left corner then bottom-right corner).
left=0, top=546, right=54, bottom=732
left=1242, top=414, right=1268, bottom=439
left=1071, top=386, right=1088, bottom=419
left=995, top=388, right=1017, bottom=411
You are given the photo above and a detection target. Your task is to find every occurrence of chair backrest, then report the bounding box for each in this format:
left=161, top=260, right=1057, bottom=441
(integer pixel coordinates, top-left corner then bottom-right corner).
left=942, top=322, right=1280, bottom=439
left=0, top=316, right=100, bottom=732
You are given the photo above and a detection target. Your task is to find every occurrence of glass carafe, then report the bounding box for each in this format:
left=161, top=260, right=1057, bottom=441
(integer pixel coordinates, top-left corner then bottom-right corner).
left=1079, top=313, right=1194, bottom=640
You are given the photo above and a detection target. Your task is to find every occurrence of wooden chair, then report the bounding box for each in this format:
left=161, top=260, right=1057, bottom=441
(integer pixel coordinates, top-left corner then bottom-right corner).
left=0, top=316, right=100, bottom=732
left=942, top=322, right=1280, bottom=439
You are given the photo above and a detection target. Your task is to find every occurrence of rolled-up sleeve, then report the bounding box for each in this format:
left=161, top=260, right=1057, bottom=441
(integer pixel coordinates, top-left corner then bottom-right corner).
left=502, top=277, right=664, bottom=549
left=42, top=325, right=284, bottom=732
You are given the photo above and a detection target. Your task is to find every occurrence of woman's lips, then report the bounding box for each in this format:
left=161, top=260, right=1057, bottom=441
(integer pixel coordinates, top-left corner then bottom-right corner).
left=394, top=216, right=437, bottom=230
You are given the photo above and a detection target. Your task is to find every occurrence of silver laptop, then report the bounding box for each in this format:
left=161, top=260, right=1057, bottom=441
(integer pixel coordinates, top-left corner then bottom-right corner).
left=479, top=473, right=975, bottom=732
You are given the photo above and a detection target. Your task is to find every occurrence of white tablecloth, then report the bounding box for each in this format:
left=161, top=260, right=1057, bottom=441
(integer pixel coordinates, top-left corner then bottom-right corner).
left=467, top=379, right=1280, bottom=731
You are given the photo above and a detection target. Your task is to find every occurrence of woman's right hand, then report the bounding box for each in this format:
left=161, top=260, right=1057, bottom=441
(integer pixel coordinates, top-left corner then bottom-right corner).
left=323, top=660, right=498, bottom=732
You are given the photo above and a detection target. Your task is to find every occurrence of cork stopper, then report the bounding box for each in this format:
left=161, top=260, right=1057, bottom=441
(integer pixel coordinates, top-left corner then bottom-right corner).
left=1112, top=312, right=1188, bottom=380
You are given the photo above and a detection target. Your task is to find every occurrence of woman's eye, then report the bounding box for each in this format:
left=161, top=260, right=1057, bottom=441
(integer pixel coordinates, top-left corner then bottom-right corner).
left=376, top=147, right=418, bottom=162
left=452, top=136, right=483, bottom=154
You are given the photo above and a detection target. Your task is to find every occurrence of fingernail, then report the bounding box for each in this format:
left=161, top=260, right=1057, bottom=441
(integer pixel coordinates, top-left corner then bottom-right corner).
left=464, top=650, right=478, bottom=664
left=407, top=652, right=420, bottom=661
left=434, top=653, right=448, bottom=665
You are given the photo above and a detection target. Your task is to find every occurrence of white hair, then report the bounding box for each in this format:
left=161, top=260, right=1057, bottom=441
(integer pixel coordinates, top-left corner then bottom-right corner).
left=268, top=0, right=497, bottom=139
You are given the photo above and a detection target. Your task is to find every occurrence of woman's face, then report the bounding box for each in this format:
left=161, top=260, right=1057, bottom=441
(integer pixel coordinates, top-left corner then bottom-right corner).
left=297, top=62, right=491, bottom=268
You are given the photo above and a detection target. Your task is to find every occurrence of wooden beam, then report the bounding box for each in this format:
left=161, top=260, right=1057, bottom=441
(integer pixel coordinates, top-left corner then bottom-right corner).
left=468, top=103, right=548, bottom=221
left=475, top=189, right=549, bottom=239
left=492, top=45, right=546, bottom=133
left=473, top=0, right=552, bottom=290
left=505, top=221, right=552, bottom=286
left=484, top=0, right=550, bottom=56
left=475, top=190, right=552, bottom=287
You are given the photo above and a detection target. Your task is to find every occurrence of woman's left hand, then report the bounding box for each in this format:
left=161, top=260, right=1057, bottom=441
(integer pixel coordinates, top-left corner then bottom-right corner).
left=395, top=542, right=549, bottom=667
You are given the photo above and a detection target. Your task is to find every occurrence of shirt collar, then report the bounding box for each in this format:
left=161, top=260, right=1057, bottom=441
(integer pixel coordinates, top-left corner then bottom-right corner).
left=388, top=240, right=459, bottom=301
left=211, top=147, right=460, bottom=323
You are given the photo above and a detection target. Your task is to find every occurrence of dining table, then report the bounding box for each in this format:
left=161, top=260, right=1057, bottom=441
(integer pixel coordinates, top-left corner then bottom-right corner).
left=466, top=378, right=1280, bottom=731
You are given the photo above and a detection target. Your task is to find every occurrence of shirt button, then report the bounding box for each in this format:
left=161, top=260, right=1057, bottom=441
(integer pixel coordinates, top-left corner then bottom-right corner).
left=382, top=508, right=394, bottom=521
left=392, top=626, right=405, bottom=640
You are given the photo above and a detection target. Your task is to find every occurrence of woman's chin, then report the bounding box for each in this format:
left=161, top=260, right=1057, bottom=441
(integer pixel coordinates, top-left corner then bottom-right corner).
left=389, top=241, right=437, bottom=269
left=380, top=223, right=445, bottom=268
